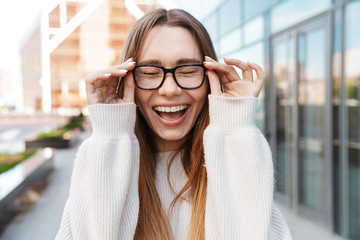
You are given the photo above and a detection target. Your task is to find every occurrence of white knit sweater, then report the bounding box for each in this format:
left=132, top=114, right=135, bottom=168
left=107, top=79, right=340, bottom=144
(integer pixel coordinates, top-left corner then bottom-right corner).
left=56, top=95, right=292, bottom=240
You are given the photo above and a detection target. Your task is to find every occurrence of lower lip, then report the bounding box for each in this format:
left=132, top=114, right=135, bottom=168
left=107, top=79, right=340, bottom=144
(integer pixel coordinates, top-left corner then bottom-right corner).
left=154, top=107, right=190, bottom=127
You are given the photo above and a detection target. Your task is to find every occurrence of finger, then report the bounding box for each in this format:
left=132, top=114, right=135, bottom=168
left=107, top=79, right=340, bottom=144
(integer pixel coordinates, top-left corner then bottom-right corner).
left=90, top=60, right=135, bottom=84
left=85, top=72, right=111, bottom=85
left=122, top=72, right=135, bottom=103
left=92, top=64, right=133, bottom=89
left=204, top=60, right=239, bottom=84
left=205, top=56, right=217, bottom=62
left=85, top=73, right=111, bottom=98
left=224, top=57, right=253, bottom=81
left=112, top=58, right=134, bottom=68
left=206, top=70, right=222, bottom=96
left=247, top=61, right=266, bottom=90
left=93, top=75, right=113, bottom=88
left=112, top=60, right=136, bottom=73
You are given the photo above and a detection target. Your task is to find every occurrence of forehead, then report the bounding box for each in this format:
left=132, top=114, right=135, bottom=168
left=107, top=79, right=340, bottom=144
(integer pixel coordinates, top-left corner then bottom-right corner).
left=138, top=26, right=202, bottom=66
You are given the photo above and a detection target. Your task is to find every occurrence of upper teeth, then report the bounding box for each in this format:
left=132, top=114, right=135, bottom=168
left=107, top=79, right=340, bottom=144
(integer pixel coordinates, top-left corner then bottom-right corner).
left=154, top=105, right=187, bottom=113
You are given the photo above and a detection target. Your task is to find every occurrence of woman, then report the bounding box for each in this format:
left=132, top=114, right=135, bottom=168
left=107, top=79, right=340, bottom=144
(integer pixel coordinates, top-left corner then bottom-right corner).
left=56, top=8, right=291, bottom=240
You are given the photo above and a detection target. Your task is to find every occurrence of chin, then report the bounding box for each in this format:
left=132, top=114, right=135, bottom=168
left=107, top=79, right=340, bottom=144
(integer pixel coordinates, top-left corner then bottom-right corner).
left=157, top=130, right=188, bottom=142
left=153, top=128, right=191, bottom=151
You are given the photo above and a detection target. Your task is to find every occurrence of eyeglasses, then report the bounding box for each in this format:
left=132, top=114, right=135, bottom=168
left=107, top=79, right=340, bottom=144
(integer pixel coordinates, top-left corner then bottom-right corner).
left=133, top=64, right=206, bottom=90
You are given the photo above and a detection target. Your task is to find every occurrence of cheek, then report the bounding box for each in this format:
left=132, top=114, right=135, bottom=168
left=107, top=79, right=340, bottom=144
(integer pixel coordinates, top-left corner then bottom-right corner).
left=194, top=83, right=209, bottom=106
left=134, top=89, right=149, bottom=115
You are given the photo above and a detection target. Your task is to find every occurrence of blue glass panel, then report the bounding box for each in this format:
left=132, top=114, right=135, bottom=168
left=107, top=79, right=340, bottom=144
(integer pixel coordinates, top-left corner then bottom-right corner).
left=271, top=0, right=331, bottom=33
left=219, top=0, right=241, bottom=36
left=220, top=28, right=242, bottom=55
left=244, top=0, right=278, bottom=21
left=345, top=1, right=360, bottom=238
left=244, top=15, right=264, bottom=45
left=203, top=12, right=218, bottom=40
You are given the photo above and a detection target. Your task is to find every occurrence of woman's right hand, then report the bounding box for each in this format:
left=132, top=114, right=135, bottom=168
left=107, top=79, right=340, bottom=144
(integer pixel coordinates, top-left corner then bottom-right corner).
left=85, top=58, right=136, bottom=105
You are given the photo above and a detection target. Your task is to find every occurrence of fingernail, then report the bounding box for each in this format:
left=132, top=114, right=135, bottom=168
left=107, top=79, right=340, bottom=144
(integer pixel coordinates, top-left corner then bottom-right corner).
left=203, top=61, right=211, bottom=65
left=128, top=61, right=136, bottom=65
left=125, top=58, right=133, bottom=62
left=205, top=56, right=212, bottom=60
left=119, top=69, right=128, bottom=73
left=104, top=73, right=111, bottom=77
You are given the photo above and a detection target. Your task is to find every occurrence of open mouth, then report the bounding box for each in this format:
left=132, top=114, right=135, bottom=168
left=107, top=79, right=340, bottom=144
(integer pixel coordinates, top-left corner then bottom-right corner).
left=153, top=104, right=189, bottom=121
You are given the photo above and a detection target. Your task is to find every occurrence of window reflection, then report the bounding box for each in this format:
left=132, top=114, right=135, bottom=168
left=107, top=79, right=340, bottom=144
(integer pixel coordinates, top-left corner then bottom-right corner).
left=345, top=1, right=360, bottom=238
left=203, top=13, right=218, bottom=40
left=298, top=27, right=326, bottom=214
left=244, top=15, right=264, bottom=45
left=332, top=8, right=342, bottom=235
left=244, top=0, right=278, bottom=21
left=219, top=0, right=241, bottom=35
left=220, top=28, right=242, bottom=56
left=273, top=37, right=296, bottom=194
left=271, top=0, right=331, bottom=33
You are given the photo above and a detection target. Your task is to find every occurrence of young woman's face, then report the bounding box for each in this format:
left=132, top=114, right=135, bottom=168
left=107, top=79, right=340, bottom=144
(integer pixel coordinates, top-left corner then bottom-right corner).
left=135, top=26, right=208, bottom=152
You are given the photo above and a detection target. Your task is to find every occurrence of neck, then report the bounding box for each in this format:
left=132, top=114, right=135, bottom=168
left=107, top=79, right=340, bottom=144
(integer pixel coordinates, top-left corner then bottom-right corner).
left=155, top=138, right=182, bottom=152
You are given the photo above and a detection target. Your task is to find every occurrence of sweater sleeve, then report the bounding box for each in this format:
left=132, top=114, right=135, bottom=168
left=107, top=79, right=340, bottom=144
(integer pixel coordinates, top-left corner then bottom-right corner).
left=203, top=95, right=291, bottom=240
left=56, top=103, right=140, bottom=240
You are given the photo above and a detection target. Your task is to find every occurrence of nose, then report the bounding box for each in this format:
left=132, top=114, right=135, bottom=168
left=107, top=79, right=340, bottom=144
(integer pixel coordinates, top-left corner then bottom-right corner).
left=158, top=73, right=182, bottom=97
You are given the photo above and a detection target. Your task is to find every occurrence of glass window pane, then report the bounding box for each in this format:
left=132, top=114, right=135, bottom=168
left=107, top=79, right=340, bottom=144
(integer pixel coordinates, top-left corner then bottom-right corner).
left=270, top=0, right=331, bottom=33
left=203, top=12, right=218, bottom=40
left=176, top=0, right=225, bottom=20
left=220, top=28, right=242, bottom=56
left=332, top=8, right=342, bottom=235
left=244, top=0, right=278, bottom=21
left=298, top=27, right=327, bottom=214
left=219, top=0, right=241, bottom=36
left=228, top=42, right=264, bottom=65
left=244, top=15, right=264, bottom=45
left=345, top=1, right=360, bottom=238
left=273, top=37, right=296, bottom=194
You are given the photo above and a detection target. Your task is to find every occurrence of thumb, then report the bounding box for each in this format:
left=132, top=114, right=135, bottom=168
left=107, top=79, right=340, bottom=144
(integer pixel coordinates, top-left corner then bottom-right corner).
left=122, top=73, right=135, bottom=103
left=207, top=70, right=222, bottom=96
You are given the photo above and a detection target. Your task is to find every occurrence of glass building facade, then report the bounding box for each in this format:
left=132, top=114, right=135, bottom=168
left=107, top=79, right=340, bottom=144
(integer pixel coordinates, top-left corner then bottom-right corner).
left=177, top=0, right=360, bottom=238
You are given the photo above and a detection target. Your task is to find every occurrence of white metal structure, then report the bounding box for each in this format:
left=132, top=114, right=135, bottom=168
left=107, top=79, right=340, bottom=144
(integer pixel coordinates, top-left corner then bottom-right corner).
left=40, top=0, right=176, bottom=112
left=40, top=0, right=104, bottom=112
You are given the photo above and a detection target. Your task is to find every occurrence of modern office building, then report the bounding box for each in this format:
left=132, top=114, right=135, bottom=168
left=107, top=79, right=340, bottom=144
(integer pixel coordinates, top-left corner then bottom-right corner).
left=176, top=0, right=360, bottom=238
left=20, top=19, right=43, bottom=112
left=49, top=0, right=137, bottom=109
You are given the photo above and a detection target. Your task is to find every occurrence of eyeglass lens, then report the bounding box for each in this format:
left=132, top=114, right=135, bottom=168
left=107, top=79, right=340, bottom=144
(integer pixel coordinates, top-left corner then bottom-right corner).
left=134, top=65, right=204, bottom=89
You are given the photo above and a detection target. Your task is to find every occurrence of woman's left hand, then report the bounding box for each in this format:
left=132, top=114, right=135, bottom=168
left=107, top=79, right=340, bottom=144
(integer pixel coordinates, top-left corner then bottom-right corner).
left=203, top=56, right=266, bottom=98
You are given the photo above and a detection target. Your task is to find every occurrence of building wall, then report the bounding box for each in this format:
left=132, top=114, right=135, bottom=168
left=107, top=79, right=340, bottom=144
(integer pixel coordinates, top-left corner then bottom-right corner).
left=178, top=0, right=360, bottom=238
left=20, top=23, right=43, bottom=112
left=50, top=0, right=136, bottom=109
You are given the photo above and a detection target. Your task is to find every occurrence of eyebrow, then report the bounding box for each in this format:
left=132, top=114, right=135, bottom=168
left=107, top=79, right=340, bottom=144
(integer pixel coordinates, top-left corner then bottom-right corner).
left=138, top=58, right=202, bottom=66
left=176, top=58, right=202, bottom=65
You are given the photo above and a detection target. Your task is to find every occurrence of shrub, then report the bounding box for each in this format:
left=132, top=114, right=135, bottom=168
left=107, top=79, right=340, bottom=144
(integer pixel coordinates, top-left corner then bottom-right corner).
left=36, top=114, right=85, bottom=140
left=0, top=150, right=36, bottom=174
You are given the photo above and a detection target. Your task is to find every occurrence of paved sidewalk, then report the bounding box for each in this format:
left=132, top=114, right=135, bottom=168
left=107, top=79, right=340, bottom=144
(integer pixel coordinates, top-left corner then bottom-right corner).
left=277, top=203, right=344, bottom=240
left=0, top=131, right=90, bottom=240
left=0, top=130, right=345, bottom=240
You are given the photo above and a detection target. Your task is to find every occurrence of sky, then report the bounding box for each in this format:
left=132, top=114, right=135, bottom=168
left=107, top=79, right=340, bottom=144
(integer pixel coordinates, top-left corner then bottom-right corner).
left=0, top=0, right=47, bottom=67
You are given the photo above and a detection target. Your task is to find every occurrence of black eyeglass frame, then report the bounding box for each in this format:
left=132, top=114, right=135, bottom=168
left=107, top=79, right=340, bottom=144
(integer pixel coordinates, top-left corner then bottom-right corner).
left=133, top=63, right=207, bottom=90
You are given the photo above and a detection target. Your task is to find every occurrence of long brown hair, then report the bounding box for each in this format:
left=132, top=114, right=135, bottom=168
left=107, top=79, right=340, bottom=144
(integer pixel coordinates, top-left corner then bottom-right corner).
left=117, top=8, right=217, bottom=239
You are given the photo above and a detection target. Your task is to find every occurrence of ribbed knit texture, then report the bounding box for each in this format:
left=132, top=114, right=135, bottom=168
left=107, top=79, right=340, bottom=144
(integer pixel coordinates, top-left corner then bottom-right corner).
left=56, top=95, right=292, bottom=240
